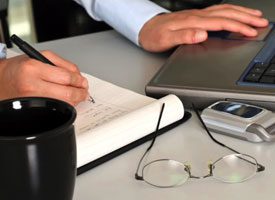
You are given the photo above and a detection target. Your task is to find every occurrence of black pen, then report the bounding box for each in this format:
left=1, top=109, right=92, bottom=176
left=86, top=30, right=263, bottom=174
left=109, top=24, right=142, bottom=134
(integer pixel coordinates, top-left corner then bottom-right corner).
left=10, top=34, right=95, bottom=103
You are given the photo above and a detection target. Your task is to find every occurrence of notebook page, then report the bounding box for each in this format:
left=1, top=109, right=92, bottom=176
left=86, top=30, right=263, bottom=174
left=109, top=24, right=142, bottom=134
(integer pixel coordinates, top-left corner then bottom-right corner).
left=77, top=94, right=184, bottom=167
left=6, top=49, right=20, bottom=58
left=75, top=74, right=184, bottom=167
left=75, top=73, right=155, bottom=134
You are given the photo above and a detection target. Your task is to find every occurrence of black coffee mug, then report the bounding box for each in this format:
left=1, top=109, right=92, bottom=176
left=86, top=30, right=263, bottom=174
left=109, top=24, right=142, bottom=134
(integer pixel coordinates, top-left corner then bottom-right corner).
left=0, top=97, right=77, bottom=200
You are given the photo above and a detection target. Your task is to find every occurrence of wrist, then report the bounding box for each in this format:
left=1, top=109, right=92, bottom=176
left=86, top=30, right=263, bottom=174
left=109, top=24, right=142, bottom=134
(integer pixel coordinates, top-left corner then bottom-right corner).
left=138, top=14, right=163, bottom=48
left=138, top=13, right=169, bottom=52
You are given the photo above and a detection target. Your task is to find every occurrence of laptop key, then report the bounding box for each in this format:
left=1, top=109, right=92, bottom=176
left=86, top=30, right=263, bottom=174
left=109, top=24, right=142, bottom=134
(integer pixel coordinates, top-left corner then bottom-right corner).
left=249, top=62, right=268, bottom=74
left=259, top=76, right=275, bottom=83
left=251, top=66, right=266, bottom=74
left=264, top=64, right=275, bottom=76
left=254, top=62, right=269, bottom=69
left=245, top=73, right=261, bottom=82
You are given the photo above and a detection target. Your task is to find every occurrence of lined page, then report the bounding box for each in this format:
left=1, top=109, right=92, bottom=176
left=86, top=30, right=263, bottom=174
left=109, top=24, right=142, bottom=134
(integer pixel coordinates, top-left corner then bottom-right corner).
left=75, top=73, right=184, bottom=167
left=75, top=73, right=155, bottom=134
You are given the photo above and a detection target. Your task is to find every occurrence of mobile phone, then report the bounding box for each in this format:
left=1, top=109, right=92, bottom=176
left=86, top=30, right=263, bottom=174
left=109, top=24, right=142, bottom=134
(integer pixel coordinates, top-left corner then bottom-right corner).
left=201, top=101, right=275, bottom=142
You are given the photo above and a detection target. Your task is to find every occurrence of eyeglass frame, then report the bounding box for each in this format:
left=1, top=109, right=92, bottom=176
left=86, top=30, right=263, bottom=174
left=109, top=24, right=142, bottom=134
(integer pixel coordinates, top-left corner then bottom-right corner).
left=134, top=103, right=265, bottom=187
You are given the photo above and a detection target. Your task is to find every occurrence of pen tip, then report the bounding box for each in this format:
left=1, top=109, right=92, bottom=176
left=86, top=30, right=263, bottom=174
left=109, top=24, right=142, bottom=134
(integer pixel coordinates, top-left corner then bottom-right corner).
left=89, top=96, right=95, bottom=104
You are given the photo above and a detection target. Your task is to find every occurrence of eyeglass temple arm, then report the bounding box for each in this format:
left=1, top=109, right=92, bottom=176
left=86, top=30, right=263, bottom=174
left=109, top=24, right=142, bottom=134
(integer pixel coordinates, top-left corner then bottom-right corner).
left=135, top=103, right=166, bottom=181
left=192, top=104, right=240, bottom=153
left=192, top=103, right=265, bottom=173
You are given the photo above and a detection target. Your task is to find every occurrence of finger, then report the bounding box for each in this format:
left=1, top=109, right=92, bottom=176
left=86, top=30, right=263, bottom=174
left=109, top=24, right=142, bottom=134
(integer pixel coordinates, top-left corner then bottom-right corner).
left=40, top=50, right=80, bottom=73
left=174, top=16, right=259, bottom=37
left=205, top=8, right=269, bottom=27
left=169, top=29, right=208, bottom=46
left=33, top=62, right=88, bottom=88
left=29, top=81, right=88, bottom=106
left=205, top=4, right=263, bottom=16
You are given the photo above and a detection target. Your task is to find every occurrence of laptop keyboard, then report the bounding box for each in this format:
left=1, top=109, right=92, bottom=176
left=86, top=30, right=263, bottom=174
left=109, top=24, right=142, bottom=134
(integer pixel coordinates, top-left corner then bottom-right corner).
left=244, top=55, right=275, bottom=83
left=241, top=24, right=275, bottom=85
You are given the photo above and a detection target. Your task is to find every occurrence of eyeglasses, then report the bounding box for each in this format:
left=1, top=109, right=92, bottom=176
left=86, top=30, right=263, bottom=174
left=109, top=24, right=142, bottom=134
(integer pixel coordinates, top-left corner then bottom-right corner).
left=134, top=103, right=265, bottom=188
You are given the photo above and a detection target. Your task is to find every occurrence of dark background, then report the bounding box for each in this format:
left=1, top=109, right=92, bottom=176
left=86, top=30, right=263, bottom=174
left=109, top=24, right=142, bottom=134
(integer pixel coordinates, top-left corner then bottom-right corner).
left=31, top=0, right=222, bottom=43
left=31, top=0, right=111, bottom=42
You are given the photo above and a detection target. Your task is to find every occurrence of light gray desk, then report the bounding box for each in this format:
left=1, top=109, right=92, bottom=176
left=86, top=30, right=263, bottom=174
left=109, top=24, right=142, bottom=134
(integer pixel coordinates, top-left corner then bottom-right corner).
left=34, top=31, right=275, bottom=200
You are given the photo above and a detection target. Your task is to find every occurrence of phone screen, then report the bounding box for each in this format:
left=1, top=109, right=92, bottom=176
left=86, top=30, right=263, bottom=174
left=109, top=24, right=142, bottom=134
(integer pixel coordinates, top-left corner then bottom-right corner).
left=211, top=102, right=263, bottom=118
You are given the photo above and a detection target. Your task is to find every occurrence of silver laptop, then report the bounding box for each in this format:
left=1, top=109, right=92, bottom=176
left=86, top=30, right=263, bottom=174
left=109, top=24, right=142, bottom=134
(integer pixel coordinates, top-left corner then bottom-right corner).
left=146, top=0, right=275, bottom=110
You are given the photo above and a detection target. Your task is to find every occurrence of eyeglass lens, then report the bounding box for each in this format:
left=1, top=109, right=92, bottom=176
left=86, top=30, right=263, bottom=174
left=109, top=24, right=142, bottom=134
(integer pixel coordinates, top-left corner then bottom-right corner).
left=212, top=154, right=258, bottom=183
left=142, top=159, right=189, bottom=188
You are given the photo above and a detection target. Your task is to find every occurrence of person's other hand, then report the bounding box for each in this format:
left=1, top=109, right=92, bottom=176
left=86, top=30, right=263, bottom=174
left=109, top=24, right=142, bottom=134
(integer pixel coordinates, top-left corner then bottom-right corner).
left=139, top=4, right=269, bottom=52
left=0, top=51, right=89, bottom=105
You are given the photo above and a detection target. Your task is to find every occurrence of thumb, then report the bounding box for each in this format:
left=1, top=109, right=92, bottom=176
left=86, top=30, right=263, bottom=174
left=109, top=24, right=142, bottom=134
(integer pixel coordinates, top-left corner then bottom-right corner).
left=170, top=29, right=208, bottom=45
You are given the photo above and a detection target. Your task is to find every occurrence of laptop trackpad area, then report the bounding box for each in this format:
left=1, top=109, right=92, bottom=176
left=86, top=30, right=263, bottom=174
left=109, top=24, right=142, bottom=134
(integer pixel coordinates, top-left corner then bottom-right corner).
left=227, top=24, right=273, bottom=41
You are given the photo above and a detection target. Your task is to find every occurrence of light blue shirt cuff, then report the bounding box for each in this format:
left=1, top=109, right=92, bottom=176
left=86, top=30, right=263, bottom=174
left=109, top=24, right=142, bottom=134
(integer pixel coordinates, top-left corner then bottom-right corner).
left=74, top=0, right=170, bottom=46
left=0, top=43, right=7, bottom=59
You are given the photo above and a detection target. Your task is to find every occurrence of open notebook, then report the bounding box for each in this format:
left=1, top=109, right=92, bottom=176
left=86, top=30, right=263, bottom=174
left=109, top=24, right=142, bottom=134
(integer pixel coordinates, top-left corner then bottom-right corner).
left=75, top=73, right=189, bottom=174
left=6, top=50, right=190, bottom=174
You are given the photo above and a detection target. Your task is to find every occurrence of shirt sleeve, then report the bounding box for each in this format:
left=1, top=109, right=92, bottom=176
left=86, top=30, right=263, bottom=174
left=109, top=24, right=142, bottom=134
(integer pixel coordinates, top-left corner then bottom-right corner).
left=0, top=43, right=7, bottom=59
left=74, top=0, right=170, bottom=46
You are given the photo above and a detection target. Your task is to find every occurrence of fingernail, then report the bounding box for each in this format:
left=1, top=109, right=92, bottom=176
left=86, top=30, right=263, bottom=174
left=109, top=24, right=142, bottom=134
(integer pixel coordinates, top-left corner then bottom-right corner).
left=85, top=94, right=90, bottom=101
left=254, top=9, right=262, bottom=15
left=262, top=18, right=269, bottom=25
left=82, top=79, right=88, bottom=88
left=250, top=28, right=258, bottom=36
left=195, top=31, right=207, bottom=43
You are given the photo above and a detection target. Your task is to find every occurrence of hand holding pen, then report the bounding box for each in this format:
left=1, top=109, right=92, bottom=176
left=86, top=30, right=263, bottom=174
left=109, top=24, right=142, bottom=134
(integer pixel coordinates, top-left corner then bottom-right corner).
left=7, top=34, right=94, bottom=105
